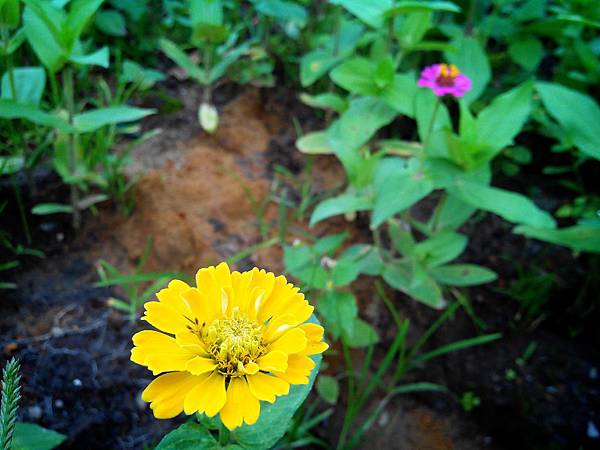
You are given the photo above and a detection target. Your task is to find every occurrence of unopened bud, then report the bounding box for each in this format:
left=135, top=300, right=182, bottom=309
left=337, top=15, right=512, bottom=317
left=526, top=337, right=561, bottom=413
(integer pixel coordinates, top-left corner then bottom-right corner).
left=198, top=102, right=219, bottom=134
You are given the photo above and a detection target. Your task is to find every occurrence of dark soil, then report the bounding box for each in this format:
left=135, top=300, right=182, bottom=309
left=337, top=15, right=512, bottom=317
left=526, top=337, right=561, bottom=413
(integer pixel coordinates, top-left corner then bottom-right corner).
left=1, top=83, right=598, bottom=450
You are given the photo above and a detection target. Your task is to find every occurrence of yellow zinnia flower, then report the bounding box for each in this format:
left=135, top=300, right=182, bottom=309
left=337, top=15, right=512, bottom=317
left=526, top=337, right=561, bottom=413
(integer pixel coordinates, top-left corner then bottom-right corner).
left=131, top=262, right=328, bottom=430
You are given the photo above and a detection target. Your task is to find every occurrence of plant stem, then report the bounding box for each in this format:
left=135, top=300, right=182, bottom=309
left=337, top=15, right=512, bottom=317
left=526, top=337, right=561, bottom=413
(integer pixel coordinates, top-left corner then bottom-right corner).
left=203, top=45, right=212, bottom=104
left=63, top=66, right=81, bottom=229
left=218, top=421, right=230, bottom=446
left=422, top=98, right=441, bottom=161
left=1, top=26, right=17, bottom=100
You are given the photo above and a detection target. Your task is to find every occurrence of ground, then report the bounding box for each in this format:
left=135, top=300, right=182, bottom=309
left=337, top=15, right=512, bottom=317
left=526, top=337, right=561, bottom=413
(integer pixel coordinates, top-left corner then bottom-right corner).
left=0, top=84, right=598, bottom=450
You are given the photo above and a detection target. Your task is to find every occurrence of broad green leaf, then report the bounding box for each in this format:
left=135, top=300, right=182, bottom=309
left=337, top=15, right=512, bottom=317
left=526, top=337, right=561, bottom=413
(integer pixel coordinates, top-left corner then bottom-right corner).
left=319, top=290, right=358, bottom=338
left=374, top=56, right=395, bottom=89
left=469, top=80, right=533, bottom=166
left=330, top=57, right=379, bottom=95
left=508, top=37, right=543, bottom=70
left=327, top=98, right=396, bottom=185
left=414, top=231, right=467, bottom=267
left=331, top=258, right=362, bottom=286
left=316, top=375, right=339, bottom=404
left=330, top=0, right=393, bottom=28
left=430, top=193, right=476, bottom=232
left=11, top=423, right=66, bottom=450
left=536, top=82, right=600, bottom=160
left=254, top=0, right=308, bottom=27
left=342, top=318, right=379, bottom=347
left=449, top=180, right=556, bottom=228
left=232, top=320, right=322, bottom=450
left=208, top=43, right=249, bottom=84
left=159, top=38, right=206, bottom=84
left=1, top=66, right=46, bottom=106
left=445, top=35, right=490, bottom=103
left=314, top=232, right=348, bottom=255
left=394, top=11, right=432, bottom=49
left=69, top=45, right=109, bottom=67
left=0, top=99, right=72, bottom=131
left=73, top=106, right=155, bottom=133
left=388, top=220, right=415, bottom=255
left=515, top=222, right=600, bottom=253
left=296, top=131, right=333, bottom=155
left=95, top=9, right=126, bottom=36
left=154, top=422, right=219, bottom=450
left=386, top=0, right=460, bottom=15
left=310, top=192, right=372, bottom=227
left=190, top=0, right=228, bottom=44
left=371, top=157, right=434, bottom=228
left=300, top=49, right=342, bottom=87
left=379, top=73, right=417, bottom=116
left=383, top=261, right=444, bottom=308
left=430, top=264, right=497, bottom=286
left=0, top=155, right=24, bottom=175
left=120, top=60, right=166, bottom=90
left=65, top=0, right=104, bottom=45
left=23, top=2, right=67, bottom=73
left=31, top=203, right=74, bottom=214
left=299, top=93, right=347, bottom=113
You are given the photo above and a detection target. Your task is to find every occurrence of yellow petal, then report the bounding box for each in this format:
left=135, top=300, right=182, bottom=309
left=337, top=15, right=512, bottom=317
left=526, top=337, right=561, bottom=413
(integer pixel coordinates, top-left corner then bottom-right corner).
left=175, top=331, right=208, bottom=354
left=276, top=354, right=315, bottom=385
left=131, top=330, right=196, bottom=375
left=195, top=264, right=232, bottom=319
left=183, top=371, right=226, bottom=416
left=304, top=341, right=329, bottom=355
left=256, top=350, right=288, bottom=372
left=262, top=313, right=298, bottom=343
left=247, top=373, right=289, bottom=403
left=180, top=288, right=219, bottom=325
left=299, top=323, right=328, bottom=355
left=219, top=377, right=260, bottom=430
left=142, top=372, right=205, bottom=419
left=186, top=356, right=217, bottom=375
left=142, top=301, right=190, bottom=335
left=243, top=361, right=259, bottom=375
left=268, top=328, right=307, bottom=355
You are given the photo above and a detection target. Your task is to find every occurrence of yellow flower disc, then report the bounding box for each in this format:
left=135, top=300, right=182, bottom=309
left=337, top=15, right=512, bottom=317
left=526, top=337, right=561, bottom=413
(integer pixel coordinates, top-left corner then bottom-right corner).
left=131, top=262, right=328, bottom=430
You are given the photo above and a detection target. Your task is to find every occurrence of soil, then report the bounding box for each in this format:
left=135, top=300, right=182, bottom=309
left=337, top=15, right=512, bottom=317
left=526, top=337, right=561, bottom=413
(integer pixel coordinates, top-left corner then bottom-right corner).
left=1, top=83, right=598, bottom=450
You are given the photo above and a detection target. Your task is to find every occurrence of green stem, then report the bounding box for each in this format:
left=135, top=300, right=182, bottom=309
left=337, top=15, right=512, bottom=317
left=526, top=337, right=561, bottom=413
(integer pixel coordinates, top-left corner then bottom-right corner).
left=203, top=45, right=212, bottom=104
left=1, top=27, right=17, bottom=100
left=218, top=421, right=230, bottom=446
left=63, top=66, right=81, bottom=229
left=422, top=99, right=441, bottom=161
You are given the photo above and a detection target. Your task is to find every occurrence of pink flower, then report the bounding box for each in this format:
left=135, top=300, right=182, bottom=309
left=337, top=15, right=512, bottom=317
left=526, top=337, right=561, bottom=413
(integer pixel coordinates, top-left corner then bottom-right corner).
left=417, top=63, right=472, bottom=98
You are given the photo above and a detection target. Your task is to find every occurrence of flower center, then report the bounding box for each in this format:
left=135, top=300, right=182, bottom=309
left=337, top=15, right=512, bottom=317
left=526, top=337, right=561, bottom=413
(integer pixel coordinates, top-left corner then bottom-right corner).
left=436, top=63, right=460, bottom=86
left=204, top=308, right=265, bottom=377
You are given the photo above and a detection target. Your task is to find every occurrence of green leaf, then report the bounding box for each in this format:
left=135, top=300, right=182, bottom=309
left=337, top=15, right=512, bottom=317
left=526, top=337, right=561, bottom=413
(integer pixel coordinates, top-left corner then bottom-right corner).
left=330, top=57, right=379, bottom=95
left=0, top=0, right=20, bottom=28
left=254, top=0, right=308, bottom=27
left=316, top=375, right=339, bottom=404
left=379, top=73, right=418, bottom=116
left=515, top=222, right=600, bottom=253
left=430, top=264, right=497, bottom=286
left=445, top=35, right=490, bottom=103
left=0, top=99, right=72, bottom=131
left=414, top=231, right=467, bottom=267
left=296, top=131, right=333, bottom=155
left=94, top=9, right=126, bottom=36
left=469, top=80, right=533, bottom=166
left=1, top=66, right=46, bottom=106
left=154, top=421, right=219, bottom=450
left=394, top=11, right=432, bottom=49
left=65, top=0, right=104, bottom=46
left=0, top=155, right=24, bottom=175
left=449, top=180, right=556, bottom=228
left=319, top=290, right=358, bottom=338
left=310, top=192, right=372, bottom=227
left=190, top=0, right=227, bottom=44
left=23, top=2, right=67, bottom=73
left=430, top=193, right=476, bottom=232
left=314, top=232, right=348, bottom=255
left=386, top=1, right=460, bottom=15
left=299, top=93, right=347, bottom=114
left=330, top=0, right=393, bottom=28
left=371, top=157, right=434, bottom=228
left=232, top=324, right=322, bottom=450
left=383, top=260, right=444, bottom=308
left=73, top=106, right=155, bottom=133
left=300, top=49, right=342, bottom=87
left=69, top=45, right=109, bottom=68
left=31, top=203, right=74, bottom=215
left=342, top=318, right=379, bottom=347
left=11, top=422, right=66, bottom=450
left=120, top=59, right=166, bottom=90
left=536, top=82, right=600, bottom=160
left=508, top=37, right=542, bottom=70
left=159, top=38, right=206, bottom=84
left=374, top=56, right=395, bottom=89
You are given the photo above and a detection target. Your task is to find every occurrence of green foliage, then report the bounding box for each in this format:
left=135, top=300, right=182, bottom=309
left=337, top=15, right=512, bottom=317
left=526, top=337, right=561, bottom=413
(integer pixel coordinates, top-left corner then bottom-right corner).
left=0, top=358, right=20, bottom=450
